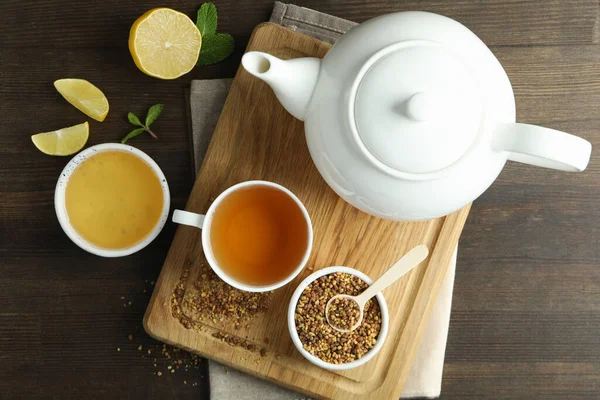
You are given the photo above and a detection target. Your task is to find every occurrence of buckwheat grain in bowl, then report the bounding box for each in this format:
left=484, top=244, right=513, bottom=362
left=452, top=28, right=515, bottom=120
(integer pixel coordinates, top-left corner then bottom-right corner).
left=287, top=267, right=389, bottom=371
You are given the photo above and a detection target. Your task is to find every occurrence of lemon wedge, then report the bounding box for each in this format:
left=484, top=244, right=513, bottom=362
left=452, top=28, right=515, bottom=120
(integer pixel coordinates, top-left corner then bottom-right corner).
left=54, top=79, right=109, bottom=122
left=129, top=8, right=202, bottom=79
left=31, top=122, right=89, bottom=156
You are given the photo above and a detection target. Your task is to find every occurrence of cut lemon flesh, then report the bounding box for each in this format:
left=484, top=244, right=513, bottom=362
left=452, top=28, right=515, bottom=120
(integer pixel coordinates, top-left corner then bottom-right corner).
left=129, top=8, right=202, bottom=80
left=54, top=79, right=109, bottom=122
left=31, top=122, right=89, bottom=156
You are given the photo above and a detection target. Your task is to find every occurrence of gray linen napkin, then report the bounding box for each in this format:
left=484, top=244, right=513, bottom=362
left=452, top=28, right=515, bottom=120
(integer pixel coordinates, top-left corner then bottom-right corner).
left=189, top=3, right=457, bottom=399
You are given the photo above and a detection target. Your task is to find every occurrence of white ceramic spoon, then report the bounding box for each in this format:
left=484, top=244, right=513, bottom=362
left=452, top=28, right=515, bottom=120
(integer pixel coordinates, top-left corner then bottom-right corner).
left=325, top=244, right=429, bottom=333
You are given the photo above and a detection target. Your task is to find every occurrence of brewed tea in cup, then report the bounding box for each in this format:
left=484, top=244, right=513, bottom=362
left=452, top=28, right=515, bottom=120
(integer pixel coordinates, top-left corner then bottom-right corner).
left=173, top=181, right=313, bottom=292
left=55, top=143, right=170, bottom=257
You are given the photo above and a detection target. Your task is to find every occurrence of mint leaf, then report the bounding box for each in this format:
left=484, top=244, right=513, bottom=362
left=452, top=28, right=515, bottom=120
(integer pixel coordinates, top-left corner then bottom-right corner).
left=196, top=3, right=217, bottom=37
left=128, top=112, right=143, bottom=127
left=194, top=3, right=234, bottom=66
left=123, top=104, right=163, bottom=143
left=121, top=127, right=146, bottom=144
left=197, top=33, right=235, bottom=66
left=145, top=104, right=164, bottom=127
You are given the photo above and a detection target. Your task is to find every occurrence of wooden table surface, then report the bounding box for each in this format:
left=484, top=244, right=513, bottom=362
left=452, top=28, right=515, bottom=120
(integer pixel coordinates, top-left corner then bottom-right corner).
left=1, top=1, right=598, bottom=399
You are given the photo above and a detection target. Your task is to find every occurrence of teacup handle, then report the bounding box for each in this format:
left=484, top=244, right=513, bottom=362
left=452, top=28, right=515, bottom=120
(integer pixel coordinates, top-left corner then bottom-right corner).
left=493, top=123, right=591, bottom=172
left=172, top=209, right=206, bottom=229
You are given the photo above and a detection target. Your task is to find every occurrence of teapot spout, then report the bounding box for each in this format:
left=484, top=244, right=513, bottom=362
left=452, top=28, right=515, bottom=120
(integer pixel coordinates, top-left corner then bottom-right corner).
left=242, top=52, right=321, bottom=121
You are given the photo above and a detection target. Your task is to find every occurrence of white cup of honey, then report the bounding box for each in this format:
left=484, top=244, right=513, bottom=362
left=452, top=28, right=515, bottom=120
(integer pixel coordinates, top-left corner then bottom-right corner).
left=173, top=181, right=313, bottom=292
left=55, top=143, right=170, bottom=257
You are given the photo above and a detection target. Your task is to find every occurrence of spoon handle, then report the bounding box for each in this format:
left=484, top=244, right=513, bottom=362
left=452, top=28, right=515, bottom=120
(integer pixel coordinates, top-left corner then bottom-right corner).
left=355, top=245, right=429, bottom=305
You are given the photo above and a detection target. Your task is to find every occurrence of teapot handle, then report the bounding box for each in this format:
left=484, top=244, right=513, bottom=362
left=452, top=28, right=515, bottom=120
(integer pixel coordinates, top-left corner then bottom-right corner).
left=493, top=123, right=591, bottom=172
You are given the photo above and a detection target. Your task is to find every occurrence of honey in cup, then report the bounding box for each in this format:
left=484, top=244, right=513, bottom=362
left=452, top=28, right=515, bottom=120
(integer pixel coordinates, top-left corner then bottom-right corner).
left=65, top=150, right=164, bottom=249
left=209, top=185, right=310, bottom=286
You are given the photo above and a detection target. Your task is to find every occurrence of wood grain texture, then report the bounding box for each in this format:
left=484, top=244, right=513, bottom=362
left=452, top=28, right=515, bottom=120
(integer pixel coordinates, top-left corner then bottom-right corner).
left=1, top=1, right=599, bottom=399
left=144, top=23, right=470, bottom=400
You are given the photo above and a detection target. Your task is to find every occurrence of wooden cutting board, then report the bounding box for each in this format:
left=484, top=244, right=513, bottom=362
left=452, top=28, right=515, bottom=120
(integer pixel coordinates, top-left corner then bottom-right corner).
left=145, top=22, right=470, bottom=399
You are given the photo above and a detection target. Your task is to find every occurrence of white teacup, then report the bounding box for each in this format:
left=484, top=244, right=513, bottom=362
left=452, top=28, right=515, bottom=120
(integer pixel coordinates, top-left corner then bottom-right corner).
left=55, top=143, right=170, bottom=257
left=173, top=180, right=313, bottom=292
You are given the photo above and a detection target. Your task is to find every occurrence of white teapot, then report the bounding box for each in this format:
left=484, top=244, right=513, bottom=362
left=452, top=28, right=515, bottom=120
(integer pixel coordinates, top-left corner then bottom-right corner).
left=242, top=12, right=591, bottom=221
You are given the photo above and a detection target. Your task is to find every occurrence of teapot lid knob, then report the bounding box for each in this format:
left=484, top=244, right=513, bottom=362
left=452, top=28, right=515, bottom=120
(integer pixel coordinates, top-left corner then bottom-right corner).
left=405, top=92, right=443, bottom=122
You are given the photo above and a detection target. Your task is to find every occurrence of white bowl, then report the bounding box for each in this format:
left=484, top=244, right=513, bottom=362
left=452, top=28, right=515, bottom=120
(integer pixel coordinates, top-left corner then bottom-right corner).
left=287, top=266, right=389, bottom=370
left=55, top=143, right=170, bottom=257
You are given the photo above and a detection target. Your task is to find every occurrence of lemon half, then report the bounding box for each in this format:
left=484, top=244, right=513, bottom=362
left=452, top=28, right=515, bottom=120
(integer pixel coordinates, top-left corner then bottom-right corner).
left=129, top=8, right=202, bottom=80
left=31, top=122, right=89, bottom=156
left=54, top=79, right=109, bottom=122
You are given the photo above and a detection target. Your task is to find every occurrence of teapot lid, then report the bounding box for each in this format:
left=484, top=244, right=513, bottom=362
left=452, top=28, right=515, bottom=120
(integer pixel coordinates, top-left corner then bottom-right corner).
left=350, top=40, right=483, bottom=174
